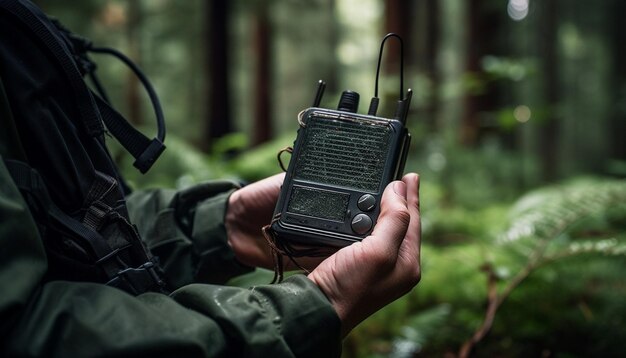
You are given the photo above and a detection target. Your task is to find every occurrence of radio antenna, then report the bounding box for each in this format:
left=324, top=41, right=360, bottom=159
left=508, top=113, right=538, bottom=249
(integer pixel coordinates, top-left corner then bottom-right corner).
left=312, top=80, right=326, bottom=107
left=368, top=33, right=404, bottom=116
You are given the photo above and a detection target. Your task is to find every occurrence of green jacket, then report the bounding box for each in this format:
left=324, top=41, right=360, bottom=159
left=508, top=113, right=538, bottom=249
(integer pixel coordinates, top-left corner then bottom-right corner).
left=0, top=157, right=341, bottom=357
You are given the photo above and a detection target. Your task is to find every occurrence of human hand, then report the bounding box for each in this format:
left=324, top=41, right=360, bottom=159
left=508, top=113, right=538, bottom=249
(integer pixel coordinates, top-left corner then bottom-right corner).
left=225, top=173, right=329, bottom=270
left=307, top=173, right=421, bottom=337
left=225, top=173, right=283, bottom=269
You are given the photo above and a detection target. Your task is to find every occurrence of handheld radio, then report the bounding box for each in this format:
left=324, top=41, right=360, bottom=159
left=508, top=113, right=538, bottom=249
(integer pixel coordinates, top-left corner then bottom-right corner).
left=270, top=33, right=412, bottom=248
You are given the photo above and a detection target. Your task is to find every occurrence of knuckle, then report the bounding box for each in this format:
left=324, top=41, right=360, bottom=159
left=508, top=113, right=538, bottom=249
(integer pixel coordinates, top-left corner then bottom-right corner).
left=395, top=208, right=411, bottom=228
left=410, top=266, right=422, bottom=285
left=382, top=200, right=410, bottom=220
left=381, top=205, right=410, bottom=231
left=400, top=268, right=421, bottom=294
left=369, top=249, right=395, bottom=271
left=400, top=264, right=421, bottom=291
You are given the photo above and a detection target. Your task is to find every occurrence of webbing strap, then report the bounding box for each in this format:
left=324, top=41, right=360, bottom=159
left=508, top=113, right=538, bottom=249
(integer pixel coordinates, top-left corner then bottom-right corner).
left=4, top=160, right=166, bottom=294
left=0, top=75, right=27, bottom=161
left=5, top=160, right=120, bottom=279
left=0, top=0, right=104, bottom=136
left=82, top=171, right=119, bottom=231
left=92, top=94, right=165, bottom=173
left=106, top=262, right=164, bottom=296
left=1, top=0, right=166, bottom=174
left=51, top=21, right=167, bottom=174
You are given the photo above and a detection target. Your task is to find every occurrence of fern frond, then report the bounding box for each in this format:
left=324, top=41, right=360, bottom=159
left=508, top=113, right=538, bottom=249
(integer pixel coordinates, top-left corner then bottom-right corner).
left=389, top=304, right=452, bottom=358
left=498, top=179, right=626, bottom=245
left=543, top=237, right=626, bottom=262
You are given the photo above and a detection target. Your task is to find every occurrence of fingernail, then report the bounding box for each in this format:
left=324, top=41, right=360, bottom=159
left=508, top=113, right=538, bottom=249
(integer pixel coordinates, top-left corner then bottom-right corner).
left=394, top=181, right=407, bottom=199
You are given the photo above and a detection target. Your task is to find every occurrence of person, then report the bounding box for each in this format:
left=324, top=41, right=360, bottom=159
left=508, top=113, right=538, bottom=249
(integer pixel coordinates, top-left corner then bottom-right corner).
left=0, top=1, right=422, bottom=356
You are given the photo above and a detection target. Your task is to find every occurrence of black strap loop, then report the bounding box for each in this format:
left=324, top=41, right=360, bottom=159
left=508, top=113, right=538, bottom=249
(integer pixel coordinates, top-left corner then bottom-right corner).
left=88, top=46, right=166, bottom=143
left=92, top=94, right=166, bottom=173
left=50, top=13, right=167, bottom=173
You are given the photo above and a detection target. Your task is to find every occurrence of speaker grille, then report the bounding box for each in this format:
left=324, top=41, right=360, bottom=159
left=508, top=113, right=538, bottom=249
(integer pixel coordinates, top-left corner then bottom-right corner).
left=287, top=186, right=349, bottom=221
left=294, top=114, right=391, bottom=192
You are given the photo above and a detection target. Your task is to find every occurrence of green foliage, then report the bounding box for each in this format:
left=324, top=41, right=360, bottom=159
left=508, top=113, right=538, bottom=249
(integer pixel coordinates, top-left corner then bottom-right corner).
left=112, top=134, right=227, bottom=190
left=113, top=131, right=290, bottom=190
left=499, top=178, right=626, bottom=263
left=343, top=177, right=626, bottom=357
left=35, top=1, right=625, bottom=356
left=228, top=135, right=294, bottom=182
left=477, top=178, right=626, bottom=356
left=388, top=304, right=452, bottom=358
left=409, top=138, right=535, bottom=211
left=112, top=129, right=626, bottom=356
left=480, top=56, right=536, bottom=83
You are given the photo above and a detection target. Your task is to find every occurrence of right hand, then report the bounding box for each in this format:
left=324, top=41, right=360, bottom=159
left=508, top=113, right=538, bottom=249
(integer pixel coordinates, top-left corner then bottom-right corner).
left=307, top=173, right=421, bottom=337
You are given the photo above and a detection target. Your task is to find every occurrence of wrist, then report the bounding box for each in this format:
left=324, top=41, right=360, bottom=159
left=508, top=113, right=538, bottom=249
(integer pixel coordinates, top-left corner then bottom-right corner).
left=225, top=189, right=248, bottom=265
left=225, top=189, right=273, bottom=268
left=308, top=270, right=354, bottom=337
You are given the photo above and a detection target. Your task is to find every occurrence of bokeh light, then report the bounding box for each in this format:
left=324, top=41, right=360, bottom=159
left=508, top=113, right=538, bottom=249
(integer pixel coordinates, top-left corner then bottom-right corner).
left=513, top=105, right=531, bottom=123
left=507, top=0, right=529, bottom=21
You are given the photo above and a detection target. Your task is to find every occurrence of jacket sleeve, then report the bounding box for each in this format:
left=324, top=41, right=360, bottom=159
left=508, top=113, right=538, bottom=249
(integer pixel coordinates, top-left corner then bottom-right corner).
left=0, top=159, right=342, bottom=357
left=125, top=182, right=252, bottom=288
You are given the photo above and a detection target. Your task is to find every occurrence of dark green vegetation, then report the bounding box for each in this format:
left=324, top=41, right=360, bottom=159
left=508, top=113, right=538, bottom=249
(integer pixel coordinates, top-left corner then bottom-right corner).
left=35, top=0, right=626, bottom=356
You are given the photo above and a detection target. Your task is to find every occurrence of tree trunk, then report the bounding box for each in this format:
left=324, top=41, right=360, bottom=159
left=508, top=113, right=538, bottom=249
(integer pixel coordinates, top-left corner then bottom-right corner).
left=252, top=4, right=272, bottom=146
left=126, top=0, right=142, bottom=125
left=461, top=0, right=481, bottom=146
left=462, top=0, right=506, bottom=148
left=384, top=0, right=412, bottom=69
left=423, top=0, right=440, bottom=132
left=204, top=1, right=232, bottom=151
left=538, top=0, right=560, bottom=181
left=609, top=0, right=626, bottom=163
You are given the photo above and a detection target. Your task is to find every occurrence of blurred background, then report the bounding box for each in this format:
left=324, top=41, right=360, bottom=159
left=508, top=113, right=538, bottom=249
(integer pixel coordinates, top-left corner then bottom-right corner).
left=36, top=0, right=626, bottom=357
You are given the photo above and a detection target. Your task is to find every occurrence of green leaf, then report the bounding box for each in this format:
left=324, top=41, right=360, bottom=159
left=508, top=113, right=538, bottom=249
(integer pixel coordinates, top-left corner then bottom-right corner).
left=389, top=304, right=452, bottom=357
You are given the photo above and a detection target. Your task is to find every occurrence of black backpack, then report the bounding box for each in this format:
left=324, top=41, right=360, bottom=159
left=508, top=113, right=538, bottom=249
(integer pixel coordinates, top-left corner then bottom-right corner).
left=0, top=0, right=167, bottom=294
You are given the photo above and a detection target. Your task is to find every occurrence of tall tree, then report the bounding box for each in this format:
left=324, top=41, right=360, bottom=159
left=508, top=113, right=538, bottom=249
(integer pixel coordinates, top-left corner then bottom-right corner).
left=204, top=1, right=232, bottom=151
left=251, top=2, right=272, bottom=146
left=384, top=0, right=412, bottom=68
left=325, top=0, right=339, bottom=94
left=463, top=0, right=513, bottom=148
left=420, top=0, right=440, bottom=132
left=609, top=0, right=626, bottom=163
left=383, top=0, right=414, bottom=116
left=126, top=0, right=142, bottom=125
left=537, top=0, right=560, bottom=181
left=437, top=0, right=467, bottom=146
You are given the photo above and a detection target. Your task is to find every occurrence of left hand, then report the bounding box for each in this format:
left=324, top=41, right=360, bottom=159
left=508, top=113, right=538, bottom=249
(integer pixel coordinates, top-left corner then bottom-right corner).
left=225, top=173, right=282, bottom=269
left=225, top=173, right=329, bottom=270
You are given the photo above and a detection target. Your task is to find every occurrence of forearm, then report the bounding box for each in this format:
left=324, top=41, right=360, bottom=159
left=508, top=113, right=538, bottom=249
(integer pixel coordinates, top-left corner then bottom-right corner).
left=0, top=159, right=341, bottom=357
left=126, top=181, right=253, bottom=288
left=3, top=276, right=341, bottom=357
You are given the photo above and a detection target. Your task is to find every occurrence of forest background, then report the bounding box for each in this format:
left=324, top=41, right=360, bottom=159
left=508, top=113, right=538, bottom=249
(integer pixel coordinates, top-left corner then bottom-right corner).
left=36, top=0, right=626, bottom=357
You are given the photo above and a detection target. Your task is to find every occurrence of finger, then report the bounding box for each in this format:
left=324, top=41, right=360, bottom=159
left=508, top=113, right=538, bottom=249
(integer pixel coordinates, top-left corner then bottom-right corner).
left=235, top=173, right=285, bottom=210
left=249, top=172, right=285, bottom=196
left=368, top=180, right=411, bottom=255
left=401, top=173, right=421, bottom=254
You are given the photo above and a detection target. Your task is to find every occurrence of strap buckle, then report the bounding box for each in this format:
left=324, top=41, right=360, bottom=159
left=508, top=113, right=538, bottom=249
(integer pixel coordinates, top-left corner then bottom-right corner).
left=106, top=262, right=166, bottom=295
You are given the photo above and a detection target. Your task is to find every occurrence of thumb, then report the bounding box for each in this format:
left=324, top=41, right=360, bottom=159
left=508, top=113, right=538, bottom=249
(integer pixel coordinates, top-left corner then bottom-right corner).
left=368, top=181, right=411, bottom=253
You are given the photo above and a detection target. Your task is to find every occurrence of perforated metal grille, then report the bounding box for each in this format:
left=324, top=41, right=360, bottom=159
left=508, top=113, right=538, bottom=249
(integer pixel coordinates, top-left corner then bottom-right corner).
left=287, top=186, right=349, bottom=221
left=294, top=115, right=391, bottom=192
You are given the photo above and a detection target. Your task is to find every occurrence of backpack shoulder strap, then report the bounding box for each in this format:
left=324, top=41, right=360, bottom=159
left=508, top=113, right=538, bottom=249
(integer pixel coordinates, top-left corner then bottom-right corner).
left=0, top=75, right=27, bottom=161
left=0, top=0, right=104, bottom=136
left=52, top=17, right=167, bottom=174
left=4, top=159, right=166, bottom=295
left=0, top=0, right=166, bottom=173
